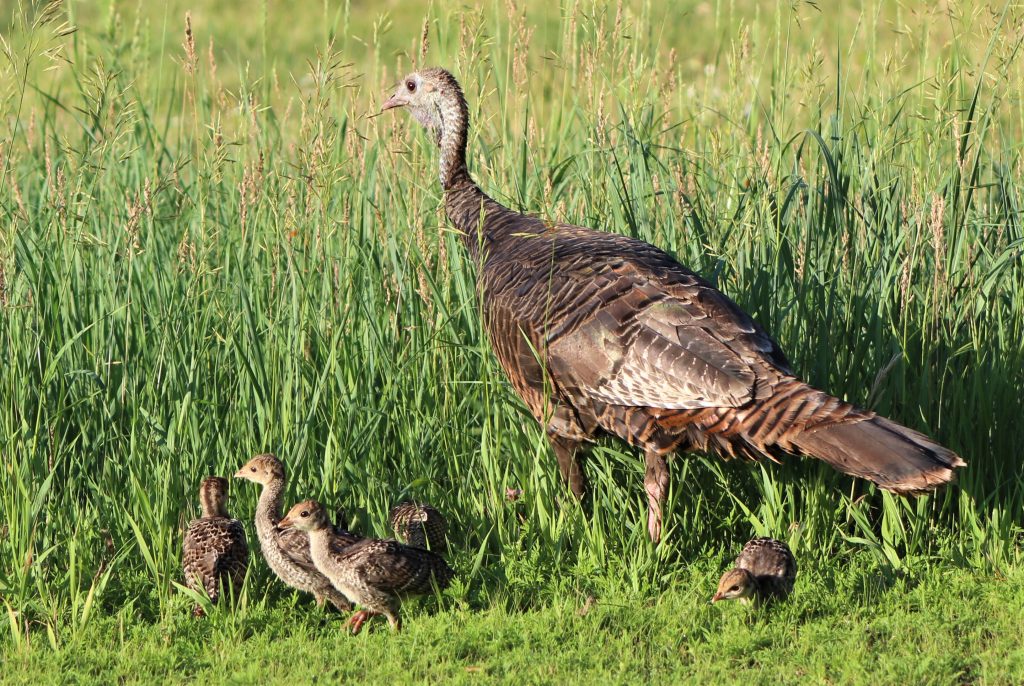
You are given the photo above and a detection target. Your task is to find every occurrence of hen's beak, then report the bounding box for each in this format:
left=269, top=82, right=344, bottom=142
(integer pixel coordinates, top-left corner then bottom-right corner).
left=381, top=93, right=407, bottom=111
left=278, top=517, right=294, bottom=528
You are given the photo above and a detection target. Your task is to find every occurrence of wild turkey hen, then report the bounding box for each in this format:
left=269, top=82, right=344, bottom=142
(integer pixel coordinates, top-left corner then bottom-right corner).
left=382, top=68, right=965, bottom=542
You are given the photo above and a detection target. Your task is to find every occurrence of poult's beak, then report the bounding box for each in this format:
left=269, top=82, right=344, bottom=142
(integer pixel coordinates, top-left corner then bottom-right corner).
left=711, top=592, right=723, bottom=604
left=232, top=468, right=246, bottom=479
left=278, top=517, right=293, bottom=528
left=381, top=93, right=407, bottom=111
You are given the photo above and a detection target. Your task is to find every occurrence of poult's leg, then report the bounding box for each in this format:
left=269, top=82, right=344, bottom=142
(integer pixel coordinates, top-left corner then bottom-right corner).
left=644, top=449, right=670, bottom=543
left=384, top=608, right=402, bottom=633
left=326, top=590, right=353, bottom=612
left=548, top=433, right=586, bottom=500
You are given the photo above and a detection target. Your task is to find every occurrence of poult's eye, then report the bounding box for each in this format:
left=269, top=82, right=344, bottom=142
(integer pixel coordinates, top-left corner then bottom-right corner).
left=729, top=585, right=739, bottom=592
left=250, top=467, right=256, bottom=472
left=300, top=510, right=309, bottom=518
left=405, top=79, right=416, bottom=92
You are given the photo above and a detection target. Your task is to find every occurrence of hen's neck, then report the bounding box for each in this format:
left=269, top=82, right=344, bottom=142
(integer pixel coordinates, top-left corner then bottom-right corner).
left=436, top=94, right=520, bottom=262
left=436, top=89, right=469, bottom=190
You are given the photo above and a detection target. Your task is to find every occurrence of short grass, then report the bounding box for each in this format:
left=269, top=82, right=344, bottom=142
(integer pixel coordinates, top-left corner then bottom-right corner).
left=5, top=559, right=1024, bottom=684
left=2, top=1, right=1024, bottom=683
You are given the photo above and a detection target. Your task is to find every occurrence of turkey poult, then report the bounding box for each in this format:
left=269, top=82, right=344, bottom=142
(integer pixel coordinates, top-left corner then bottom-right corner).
left=712, top=537, right=797, bottom=605
left=382, top=68, right=966, bottom=542
left=182, top=476, right=249, bottom=616
left=279, top=500, right=454, bottom=635
left=389, top=502, right=448, bottom=552
left=234, top=454, right=361, bottom=610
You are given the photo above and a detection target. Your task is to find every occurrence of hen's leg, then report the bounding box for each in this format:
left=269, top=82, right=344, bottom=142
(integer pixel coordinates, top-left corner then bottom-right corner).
left=644, top=449, right=670, bottom=543
left=548, top=433, right=586, bottom=500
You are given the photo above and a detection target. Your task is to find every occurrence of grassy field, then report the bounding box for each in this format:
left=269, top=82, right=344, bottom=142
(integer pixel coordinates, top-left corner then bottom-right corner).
left=2, top=0, right=1023, bottom=683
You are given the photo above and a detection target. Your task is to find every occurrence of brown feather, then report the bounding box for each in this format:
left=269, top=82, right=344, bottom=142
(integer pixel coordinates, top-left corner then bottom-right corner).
left=182, top=477, right=248, bottom=615
left=389, top=502, right=448, bottom=553
left=715, top=537, right=797, bottom=604
left=387, top=67, right=966, bottom=543
left=234, top=454, right=360, bottom=611
left=281, top=500, right=453, bottom=633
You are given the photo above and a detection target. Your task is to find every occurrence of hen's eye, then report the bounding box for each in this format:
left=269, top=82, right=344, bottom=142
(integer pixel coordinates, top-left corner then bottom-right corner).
left=405, top=79, right=416, bottom=92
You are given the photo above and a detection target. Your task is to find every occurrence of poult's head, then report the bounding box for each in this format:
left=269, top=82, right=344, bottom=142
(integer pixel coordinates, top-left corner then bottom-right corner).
left=234, top=453, right=285, bottom=485
left=382, top=67, right=467, bottom=143
left=279, top=500, right=329, bottom=532
left=712, top=568, right=756, bottom=604
left=199, top=476, right=229, bottom=517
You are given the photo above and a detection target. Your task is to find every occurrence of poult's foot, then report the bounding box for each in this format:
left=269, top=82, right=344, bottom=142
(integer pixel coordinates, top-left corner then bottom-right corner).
left=343, top=610, right=376, bottom=635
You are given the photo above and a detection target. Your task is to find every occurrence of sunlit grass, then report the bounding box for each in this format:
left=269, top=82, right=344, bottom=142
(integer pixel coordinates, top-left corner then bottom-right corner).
left=1, top=0, right=1022, bottom=681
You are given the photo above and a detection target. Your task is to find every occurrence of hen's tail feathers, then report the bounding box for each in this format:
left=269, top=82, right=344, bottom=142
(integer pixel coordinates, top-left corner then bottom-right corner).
left=791, top=414, right=966, bottom=494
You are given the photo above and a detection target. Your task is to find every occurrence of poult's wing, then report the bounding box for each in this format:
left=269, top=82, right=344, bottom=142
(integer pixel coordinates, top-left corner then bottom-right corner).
left=340, top=540, right=453, bottom=595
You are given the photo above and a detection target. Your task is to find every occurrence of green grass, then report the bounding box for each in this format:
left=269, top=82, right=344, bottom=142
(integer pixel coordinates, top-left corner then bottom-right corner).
left=2, top=0, right=1023, bottom=683
left=4, top=559, right=1024, bottom=684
